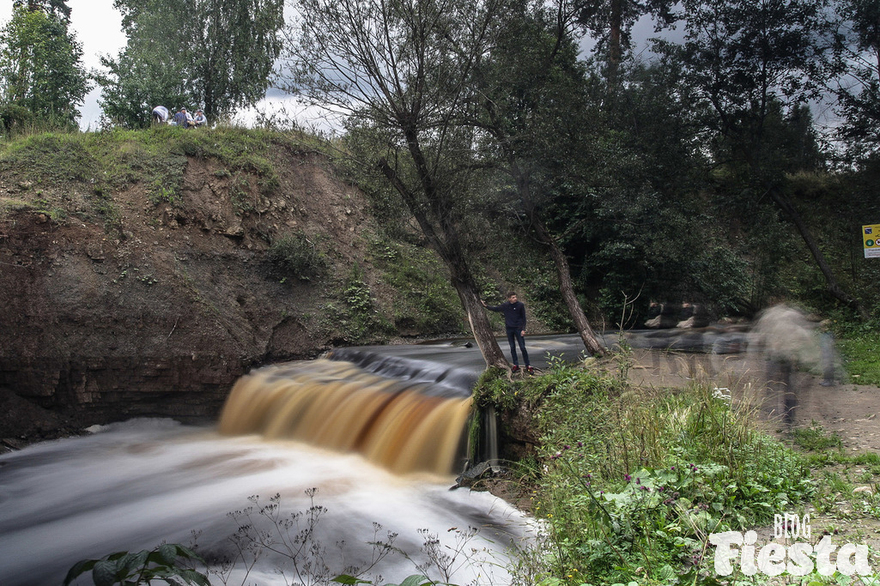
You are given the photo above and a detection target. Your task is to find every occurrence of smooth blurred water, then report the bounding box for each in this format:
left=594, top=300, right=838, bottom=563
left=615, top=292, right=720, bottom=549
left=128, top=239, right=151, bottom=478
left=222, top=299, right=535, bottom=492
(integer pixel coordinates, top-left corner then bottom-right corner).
left=1, top=327, right=788, bottom=585
left=0, top=418, right=533, bottom=586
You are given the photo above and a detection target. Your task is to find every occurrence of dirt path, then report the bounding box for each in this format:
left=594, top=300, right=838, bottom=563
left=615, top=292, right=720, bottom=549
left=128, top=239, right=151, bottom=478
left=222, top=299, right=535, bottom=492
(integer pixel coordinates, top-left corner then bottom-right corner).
left=626, top=348, right=880, bottom=452
left=624, top=347, right=880, bottom=556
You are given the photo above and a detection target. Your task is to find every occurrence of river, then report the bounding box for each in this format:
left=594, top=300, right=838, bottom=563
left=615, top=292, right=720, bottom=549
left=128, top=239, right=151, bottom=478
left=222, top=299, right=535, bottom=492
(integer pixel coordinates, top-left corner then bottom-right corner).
left=0, top=337, right=557, bottom=586
left=0, top=326, right=806, bottom=585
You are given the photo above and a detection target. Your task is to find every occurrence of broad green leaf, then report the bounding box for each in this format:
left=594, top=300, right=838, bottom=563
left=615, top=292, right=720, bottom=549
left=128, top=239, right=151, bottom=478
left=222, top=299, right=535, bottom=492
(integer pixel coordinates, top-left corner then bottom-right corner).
left=121, top=550, right=148, bottom=574
left=173, top=543, right=206, bottom=563
left=63, top=559, right=97, bottom=586
left=180, top=568, right=212, bottom=586
left=156, top=543, right=178, bottom=565
left=92, top=559, right=120, bottom=586
left=396, top=575, right=433, bottom=586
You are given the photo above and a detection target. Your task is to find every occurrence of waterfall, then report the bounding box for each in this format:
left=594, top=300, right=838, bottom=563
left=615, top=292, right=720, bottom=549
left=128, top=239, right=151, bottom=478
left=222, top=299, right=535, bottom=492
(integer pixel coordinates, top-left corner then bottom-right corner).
left=0, top=341, right=565, bottom=586
left=218, top=359, right=474, bottom=475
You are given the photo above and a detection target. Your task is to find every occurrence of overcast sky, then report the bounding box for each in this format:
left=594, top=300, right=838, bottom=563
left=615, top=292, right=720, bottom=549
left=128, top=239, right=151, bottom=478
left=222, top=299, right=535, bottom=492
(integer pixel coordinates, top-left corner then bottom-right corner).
left=0, top=0, right=309, bottom=129
left=67, top=0, right=126, bottom=128
left=0, top=0, right=666, bottom=131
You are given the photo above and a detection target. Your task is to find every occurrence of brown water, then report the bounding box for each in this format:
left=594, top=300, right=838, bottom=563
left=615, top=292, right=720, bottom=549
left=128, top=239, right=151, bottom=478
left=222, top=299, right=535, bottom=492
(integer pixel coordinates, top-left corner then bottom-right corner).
left=218, top=359, right=473, bottom=474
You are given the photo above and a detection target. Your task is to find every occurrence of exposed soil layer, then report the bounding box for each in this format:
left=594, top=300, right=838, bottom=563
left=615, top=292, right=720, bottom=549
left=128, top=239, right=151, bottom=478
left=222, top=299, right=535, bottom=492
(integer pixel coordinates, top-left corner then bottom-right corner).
left=0, top=147, right=387, bottom=446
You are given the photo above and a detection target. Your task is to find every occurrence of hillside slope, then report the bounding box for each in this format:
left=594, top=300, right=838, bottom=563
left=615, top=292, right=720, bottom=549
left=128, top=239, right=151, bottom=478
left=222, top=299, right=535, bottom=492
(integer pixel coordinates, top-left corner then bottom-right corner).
left=0, top=129, right=464, bottom=443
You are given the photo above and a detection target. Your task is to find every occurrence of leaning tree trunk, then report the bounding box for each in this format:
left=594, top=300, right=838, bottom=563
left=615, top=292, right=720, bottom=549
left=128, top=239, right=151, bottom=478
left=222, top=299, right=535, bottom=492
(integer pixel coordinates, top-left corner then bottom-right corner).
left=451, top=273, right=509, bottom=369
left=531, top=212, right=605, bottom=356
left=513, top=163, right=606, bottom=356
left=768, top=186, right=868, bottom=318
left=377, top=157, right=508, bottom=368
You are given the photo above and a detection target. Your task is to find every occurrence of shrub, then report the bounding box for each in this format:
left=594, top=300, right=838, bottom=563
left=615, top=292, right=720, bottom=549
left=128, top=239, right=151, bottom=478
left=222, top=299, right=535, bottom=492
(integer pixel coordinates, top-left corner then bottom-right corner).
left=64, top=544, right=208, bottom=586
left=268, top=230, right=327, bottom=282
left=369, top=237, right=463, bottom=334
left=491, top=356, right=815, bottom=585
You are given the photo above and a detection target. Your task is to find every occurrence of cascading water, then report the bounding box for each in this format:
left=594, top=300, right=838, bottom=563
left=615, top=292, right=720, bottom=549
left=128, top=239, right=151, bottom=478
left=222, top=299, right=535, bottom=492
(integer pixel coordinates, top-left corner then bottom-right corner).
left=217, top=359, right=474, bottom=475
left=0, top=350, right=534, bottom=586
left=0, top=330, right=781, bottom=585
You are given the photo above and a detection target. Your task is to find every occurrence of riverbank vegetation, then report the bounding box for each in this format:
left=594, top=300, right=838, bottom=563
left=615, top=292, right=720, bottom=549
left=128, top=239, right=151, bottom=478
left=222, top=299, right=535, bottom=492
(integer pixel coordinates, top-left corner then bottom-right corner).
left=473, top=354, right=880, bottom=585
left=832, top=319, right=880, bottom=386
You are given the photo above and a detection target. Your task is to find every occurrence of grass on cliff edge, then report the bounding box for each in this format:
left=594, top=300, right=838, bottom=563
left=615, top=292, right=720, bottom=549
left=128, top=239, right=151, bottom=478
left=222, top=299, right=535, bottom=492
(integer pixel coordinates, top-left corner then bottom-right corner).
left=0, top=126, right=327, bottom=221
left=471, top=352, right=880, bottom=586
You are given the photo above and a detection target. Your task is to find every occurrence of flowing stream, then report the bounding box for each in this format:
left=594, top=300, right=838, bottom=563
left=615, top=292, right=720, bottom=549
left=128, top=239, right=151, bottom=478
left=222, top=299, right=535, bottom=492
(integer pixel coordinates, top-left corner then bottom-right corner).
left=0, top=341, right=542, bottom=586
left=0, top=324, right=815, bottom=585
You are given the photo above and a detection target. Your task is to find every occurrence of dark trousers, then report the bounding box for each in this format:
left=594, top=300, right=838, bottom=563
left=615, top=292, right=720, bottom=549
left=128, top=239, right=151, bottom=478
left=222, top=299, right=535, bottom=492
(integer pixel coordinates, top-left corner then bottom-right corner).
left=505, top=326, right=529, bottom=366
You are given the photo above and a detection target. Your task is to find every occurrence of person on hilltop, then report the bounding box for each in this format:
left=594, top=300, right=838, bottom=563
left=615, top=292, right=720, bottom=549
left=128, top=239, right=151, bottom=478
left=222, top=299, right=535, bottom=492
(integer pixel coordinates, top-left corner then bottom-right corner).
left=172, top=107, right=194, bottom=127
left=192, top=109, right=207, bottom=127
left=482, top=292, right=532, bottom=374
left=151, top=105, right=169, bottom=124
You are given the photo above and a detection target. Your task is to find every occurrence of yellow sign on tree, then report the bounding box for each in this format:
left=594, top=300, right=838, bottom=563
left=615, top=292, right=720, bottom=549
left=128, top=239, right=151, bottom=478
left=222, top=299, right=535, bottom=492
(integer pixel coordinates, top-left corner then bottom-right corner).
left=864, top=224, right=880, bottom=258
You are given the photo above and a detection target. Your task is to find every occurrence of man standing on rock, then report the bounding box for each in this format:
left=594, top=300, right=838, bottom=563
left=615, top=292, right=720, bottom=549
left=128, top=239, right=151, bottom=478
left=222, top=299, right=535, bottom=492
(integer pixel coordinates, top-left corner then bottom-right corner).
left=482, top=292, right=532, bottom=373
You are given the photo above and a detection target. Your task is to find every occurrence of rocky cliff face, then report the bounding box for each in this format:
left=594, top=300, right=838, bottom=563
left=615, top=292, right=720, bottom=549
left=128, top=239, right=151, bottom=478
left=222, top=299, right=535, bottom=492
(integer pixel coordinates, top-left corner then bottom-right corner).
left=0, top=141, right=384, bottom=444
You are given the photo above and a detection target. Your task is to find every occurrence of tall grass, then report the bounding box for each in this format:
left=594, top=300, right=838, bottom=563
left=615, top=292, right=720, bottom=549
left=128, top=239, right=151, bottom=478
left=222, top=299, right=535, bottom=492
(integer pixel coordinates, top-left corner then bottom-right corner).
left=475, top=355, right=815, bottom=585
left=0, top=126, right=322, bottom=201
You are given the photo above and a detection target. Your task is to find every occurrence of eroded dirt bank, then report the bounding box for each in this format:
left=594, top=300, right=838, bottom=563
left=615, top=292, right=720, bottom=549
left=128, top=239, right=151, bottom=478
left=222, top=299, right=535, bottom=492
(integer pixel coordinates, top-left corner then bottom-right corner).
left=0, top=147, right=386, bottom=445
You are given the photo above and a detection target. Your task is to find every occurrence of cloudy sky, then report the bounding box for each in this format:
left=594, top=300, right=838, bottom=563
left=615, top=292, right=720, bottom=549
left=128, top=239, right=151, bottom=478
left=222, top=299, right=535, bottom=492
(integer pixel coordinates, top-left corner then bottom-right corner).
left=0, top=0, right=132, bottom=128
left=0, top=0, right=308, bottom=129
left=67, top=0, right=127, bottom=128
left=0, top=0, right=665, bottom=131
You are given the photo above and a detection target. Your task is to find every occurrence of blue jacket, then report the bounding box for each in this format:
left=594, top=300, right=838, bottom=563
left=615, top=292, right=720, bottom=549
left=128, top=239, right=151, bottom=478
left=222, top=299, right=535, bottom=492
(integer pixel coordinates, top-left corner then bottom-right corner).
left=486, top=301, right=526, bottom=330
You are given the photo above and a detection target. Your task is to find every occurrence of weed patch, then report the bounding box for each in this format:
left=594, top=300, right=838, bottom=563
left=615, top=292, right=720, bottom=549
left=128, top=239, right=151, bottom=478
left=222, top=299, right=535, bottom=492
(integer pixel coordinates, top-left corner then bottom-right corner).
left=831, top=317, right=880, bottom=385
left=321, top=264, right=394, bottom=344
left=792, top=423, right=845, bottom=452
left=268, top=230, right=327, bottom=282
left=369, top=237, right=463, bottom=334
left=478, top=356, right=816, bottom=585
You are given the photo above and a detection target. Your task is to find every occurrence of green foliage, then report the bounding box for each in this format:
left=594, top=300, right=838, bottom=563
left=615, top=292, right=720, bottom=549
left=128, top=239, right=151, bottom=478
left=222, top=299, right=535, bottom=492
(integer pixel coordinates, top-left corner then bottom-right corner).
left=148, top=185, right=180, bottom=206
left=339, top=126, right=412, bottom=233
left=480, top=235, right=575, bottom=333
left=831, top=0, right=880, bottom=158
left=64, top=544, right=209, bottom=586
left=792, top=424, right=880, bottom=524
left=268, top=230, right=326, bottom=282
left=100, top=0, right=284, bottom=126
left=512, top=357, right=814, bottom=585
left=322, top=264, right=394, bottom=343
left=370, top=238, right=463, bottom=334
left=0, top=131, right=95, bottom=182
left=0, top=3, right=91, bottom=131
left=836, top=324, right=880, bottom=386
left=0, top=102, right=33, bottom=134
left=473, top=366, right=521, bottom=411
left=0, top=127, right=291, bottom=221
left=791, top=423, right=844, bottom=452
left=95, top=3, right=190, bottom=130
